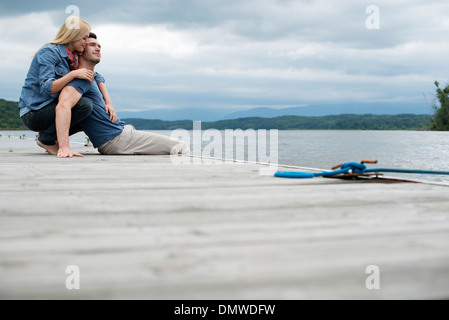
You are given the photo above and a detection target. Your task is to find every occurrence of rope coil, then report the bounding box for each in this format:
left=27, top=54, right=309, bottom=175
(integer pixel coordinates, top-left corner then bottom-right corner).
left=275, top=160, right=449, bottom=179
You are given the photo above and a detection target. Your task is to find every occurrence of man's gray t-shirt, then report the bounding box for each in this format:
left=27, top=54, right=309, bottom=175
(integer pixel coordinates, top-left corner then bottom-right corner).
left=68, top=79, right=125, bottom=148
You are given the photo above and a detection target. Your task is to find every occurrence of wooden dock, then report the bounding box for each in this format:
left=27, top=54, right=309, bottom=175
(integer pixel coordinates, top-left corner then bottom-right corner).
left=1, top=136, right=449, bottom=300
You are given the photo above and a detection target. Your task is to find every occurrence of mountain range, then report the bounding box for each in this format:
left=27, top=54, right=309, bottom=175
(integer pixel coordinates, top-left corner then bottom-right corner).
left=117, top=102, right=430, bottom=121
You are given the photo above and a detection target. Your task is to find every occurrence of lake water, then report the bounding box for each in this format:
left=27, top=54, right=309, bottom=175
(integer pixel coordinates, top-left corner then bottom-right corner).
left=277, top=130, right=449, bottom=183
left=2, top=130, right=449, bottom=183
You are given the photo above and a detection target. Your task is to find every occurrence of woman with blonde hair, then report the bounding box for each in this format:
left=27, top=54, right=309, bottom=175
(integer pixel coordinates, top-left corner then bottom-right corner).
left=19, top=17, right=115, bottom=157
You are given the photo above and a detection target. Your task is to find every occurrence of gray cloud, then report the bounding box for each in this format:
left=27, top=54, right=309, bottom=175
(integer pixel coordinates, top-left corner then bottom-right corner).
left=1, top=0, right=449, bottom=112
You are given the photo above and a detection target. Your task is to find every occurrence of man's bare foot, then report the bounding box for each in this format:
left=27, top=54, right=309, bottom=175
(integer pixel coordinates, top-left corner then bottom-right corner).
left=37, top=140, right=58, bottom=155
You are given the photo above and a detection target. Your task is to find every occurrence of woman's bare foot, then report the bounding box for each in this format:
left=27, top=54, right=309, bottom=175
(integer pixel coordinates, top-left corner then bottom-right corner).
left=36, top=139, right=58, bottom=155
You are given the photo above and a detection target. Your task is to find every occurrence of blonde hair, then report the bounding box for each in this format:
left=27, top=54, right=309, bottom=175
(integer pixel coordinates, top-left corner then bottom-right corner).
left=49, top=17, right=91, bottom=45
left=34, top=17, right=91, bottom=56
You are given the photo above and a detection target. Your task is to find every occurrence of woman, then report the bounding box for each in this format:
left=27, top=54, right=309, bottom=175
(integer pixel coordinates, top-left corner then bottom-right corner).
left=18, top=17, right=114, bottom=156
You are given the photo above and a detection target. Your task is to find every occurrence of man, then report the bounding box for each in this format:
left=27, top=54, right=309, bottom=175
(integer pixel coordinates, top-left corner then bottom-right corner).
left=55, top=34, right=190, bottom=158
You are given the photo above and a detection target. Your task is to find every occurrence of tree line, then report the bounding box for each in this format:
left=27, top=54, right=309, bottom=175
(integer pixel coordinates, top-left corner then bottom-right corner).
left=0, top=97, right=436, bottom=131
left=431, top=81, right=449, bottom=130
left=0, top=99, right=25, bottom=130
left=124, top=114, right=431, bottom=131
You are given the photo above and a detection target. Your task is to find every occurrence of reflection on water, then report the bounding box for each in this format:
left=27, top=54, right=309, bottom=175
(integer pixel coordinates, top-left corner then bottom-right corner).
left=2, top=129, right=449, bottom=183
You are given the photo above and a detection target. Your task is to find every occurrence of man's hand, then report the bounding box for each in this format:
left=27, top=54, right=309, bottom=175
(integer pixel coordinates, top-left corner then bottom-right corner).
left=105, top=103, right=118, bottom=122
left=57, top=146, right=84, bottom=158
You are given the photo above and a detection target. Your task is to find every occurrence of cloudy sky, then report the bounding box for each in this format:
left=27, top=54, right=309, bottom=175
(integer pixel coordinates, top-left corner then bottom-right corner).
left=1, top=0, right=449, bottom=114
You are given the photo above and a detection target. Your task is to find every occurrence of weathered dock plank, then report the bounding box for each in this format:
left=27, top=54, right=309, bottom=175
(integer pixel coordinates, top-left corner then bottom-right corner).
left=0, top=137, right=449, bottom=300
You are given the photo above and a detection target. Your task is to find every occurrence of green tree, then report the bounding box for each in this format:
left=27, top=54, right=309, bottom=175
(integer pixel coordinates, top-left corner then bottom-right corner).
left=431, top=81, right=449, bottom=131
left=0, top=99, right=25, bottom=130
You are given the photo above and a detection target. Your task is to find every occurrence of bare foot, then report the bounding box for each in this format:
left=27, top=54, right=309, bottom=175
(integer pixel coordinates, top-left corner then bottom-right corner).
left=37, top=140, right=58, bottom=155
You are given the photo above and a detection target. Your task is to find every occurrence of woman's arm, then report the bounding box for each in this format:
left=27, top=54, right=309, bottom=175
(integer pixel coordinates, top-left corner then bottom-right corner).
left=37, top=46, right=95, bottom=96
left=51, top=69, right=95, bottom=94
left=97, top=82, right=118, bottom=122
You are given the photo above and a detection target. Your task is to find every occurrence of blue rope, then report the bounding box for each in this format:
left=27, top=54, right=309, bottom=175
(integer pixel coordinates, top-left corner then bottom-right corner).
left=275, top=162, right=449, bottom=179
left=365, top=168, right=449, bottom=175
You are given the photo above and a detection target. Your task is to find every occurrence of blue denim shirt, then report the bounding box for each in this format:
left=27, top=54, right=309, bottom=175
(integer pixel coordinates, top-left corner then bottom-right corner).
left=18, top=43, right=105, bottom=117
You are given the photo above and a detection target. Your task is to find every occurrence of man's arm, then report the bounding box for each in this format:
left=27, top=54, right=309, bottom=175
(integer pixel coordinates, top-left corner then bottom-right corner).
left=97, top=82, right=117, bottom=122
left=56, top=86, right=83, bottom=158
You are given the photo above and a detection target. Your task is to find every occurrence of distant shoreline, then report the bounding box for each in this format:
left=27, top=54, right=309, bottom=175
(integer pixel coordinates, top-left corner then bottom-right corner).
left=122, top=114, right=432, bottom=131
left=1, top=98, right=432, bottom=131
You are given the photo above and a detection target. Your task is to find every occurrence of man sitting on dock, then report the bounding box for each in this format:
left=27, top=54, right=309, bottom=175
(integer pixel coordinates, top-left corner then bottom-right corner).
left=54, top=34, right=190, bottom=158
